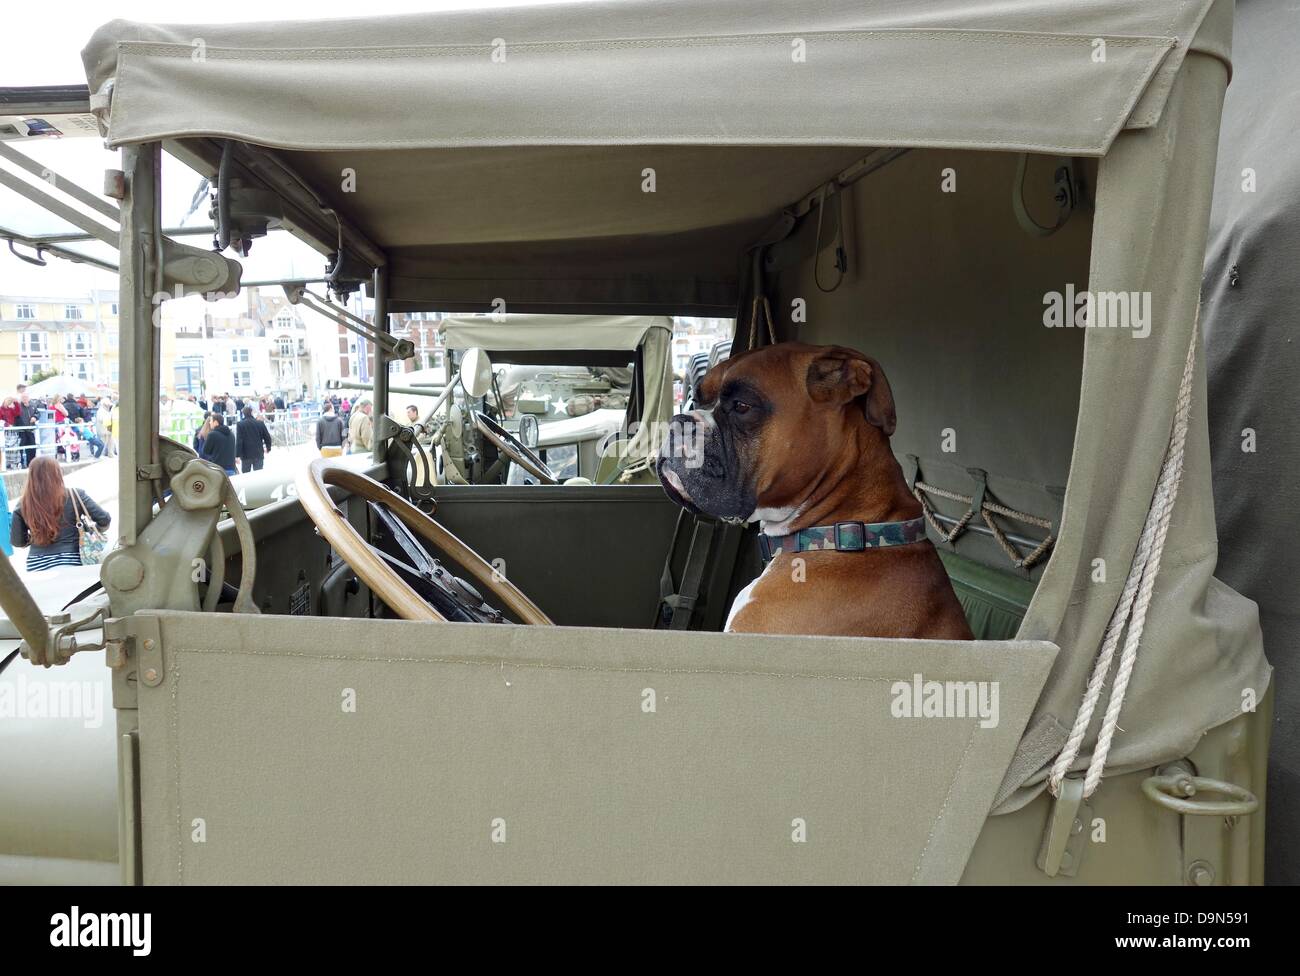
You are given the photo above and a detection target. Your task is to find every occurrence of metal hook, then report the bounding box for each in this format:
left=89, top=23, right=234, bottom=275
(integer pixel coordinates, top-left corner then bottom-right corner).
left=813, top=183, right=847, bottom=293
left=7, top=238, right=47, bottom=266
left=1013, top=154, right=1077, bottom=238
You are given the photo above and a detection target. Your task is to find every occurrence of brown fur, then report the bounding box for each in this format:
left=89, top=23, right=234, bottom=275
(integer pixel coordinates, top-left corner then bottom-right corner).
left=680, top=343, right=971, bottom=640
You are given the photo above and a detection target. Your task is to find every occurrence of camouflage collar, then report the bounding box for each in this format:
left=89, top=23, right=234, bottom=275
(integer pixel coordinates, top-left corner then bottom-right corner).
left=758, top=516, right=928, bottom=563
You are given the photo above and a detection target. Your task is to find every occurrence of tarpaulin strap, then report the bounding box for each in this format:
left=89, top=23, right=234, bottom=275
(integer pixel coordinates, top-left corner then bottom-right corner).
left=903, top=454, right=921, bottom=490
left=656, top=511, right=716, bottom=630
left=913, top=471, right=1055, bottom=569
left=747, top=295, right=778, bottom=352
left=1049, top=321, right=1199, bottom=800
left=740, top=216, right=796, bottom=352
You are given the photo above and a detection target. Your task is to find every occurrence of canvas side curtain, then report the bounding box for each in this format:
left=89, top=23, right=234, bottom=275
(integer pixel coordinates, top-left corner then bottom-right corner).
left=998, top=52, right=1272, bottom=810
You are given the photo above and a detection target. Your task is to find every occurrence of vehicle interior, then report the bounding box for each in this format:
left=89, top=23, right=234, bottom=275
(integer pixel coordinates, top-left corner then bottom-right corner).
left=172, top=144, right=1074, bottom=637
left=0, top=1, right=1272, bottom=886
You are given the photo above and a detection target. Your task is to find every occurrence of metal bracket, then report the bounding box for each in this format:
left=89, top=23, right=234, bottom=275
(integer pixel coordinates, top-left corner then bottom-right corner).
left=105, top=437, right=259, bottom=619
left=160, top=236, right=242, bottom=297
left=19, top=605, right=109, bottom=668
left=380, top=416, right=438, bottom=512
left=284, top=283, right=414, bottom=361
left=1037, top=776, right=1092, bottom=878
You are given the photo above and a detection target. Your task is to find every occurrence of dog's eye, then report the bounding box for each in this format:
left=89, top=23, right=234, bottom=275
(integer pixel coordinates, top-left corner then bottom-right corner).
left=732, top=400, right=752, bottom=415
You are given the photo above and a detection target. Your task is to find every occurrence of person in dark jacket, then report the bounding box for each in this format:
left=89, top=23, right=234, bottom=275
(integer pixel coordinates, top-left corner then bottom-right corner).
left=201, top=414, right=237, bottom=475
left=235, top=406, right=273, bottom=472
left=315, top=405, right=347, bottom=457
left=10, top=456, right=110, bottom=570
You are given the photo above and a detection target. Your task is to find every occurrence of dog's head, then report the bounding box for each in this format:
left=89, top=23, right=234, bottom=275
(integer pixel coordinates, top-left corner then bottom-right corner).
left=657, top=342, right=896, bottom=522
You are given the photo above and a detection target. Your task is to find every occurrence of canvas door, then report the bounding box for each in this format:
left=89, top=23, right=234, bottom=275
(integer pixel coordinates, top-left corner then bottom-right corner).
left=133, top=610, right=1056, bottom=884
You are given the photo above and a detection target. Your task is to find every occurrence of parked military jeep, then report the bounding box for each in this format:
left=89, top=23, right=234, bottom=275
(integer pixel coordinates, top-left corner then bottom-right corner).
left=0, top=0, right=1274, bottom=885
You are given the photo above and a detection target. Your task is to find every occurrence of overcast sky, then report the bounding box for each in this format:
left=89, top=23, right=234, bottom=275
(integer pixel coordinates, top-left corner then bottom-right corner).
left=0, top=0, right=576, bottom=298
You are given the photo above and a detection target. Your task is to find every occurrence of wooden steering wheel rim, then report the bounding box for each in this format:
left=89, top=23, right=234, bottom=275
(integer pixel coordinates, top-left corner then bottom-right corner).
left=296, top=458, right=554, bottom=625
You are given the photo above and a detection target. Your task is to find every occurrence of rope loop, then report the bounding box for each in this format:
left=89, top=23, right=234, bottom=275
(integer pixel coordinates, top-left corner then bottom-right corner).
left=1048, top=321, right=1199, bottom=798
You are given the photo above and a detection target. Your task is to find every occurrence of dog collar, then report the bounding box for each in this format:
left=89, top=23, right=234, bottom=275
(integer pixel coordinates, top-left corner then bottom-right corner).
left=758, top=516, right=928, bottom=563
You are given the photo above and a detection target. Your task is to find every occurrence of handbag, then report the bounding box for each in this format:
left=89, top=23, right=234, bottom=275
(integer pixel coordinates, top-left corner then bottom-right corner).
left=70, top=489, right=108, bottom=565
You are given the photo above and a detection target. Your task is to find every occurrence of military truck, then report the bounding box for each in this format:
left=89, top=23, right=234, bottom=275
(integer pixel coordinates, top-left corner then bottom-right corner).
left=435, top=314, right=674, bottom=485
left=0, top=0, right=1275, bottom=885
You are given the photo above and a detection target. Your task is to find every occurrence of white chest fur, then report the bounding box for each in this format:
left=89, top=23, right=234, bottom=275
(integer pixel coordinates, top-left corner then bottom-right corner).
left=724, top=556, right=779, bottom=631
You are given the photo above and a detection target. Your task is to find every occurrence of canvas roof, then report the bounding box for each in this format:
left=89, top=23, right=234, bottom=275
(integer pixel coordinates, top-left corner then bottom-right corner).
left=77, top=1, right=1232, bottom=316
left=83, top=1, right=1228, bottom=155
left=440, top=314, right=671, bottom=353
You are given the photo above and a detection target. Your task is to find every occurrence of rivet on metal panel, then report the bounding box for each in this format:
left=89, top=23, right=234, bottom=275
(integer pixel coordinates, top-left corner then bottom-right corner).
left=137, top=622, right=165, bottom=688
left=1188, top=860, right=1216, bottom=886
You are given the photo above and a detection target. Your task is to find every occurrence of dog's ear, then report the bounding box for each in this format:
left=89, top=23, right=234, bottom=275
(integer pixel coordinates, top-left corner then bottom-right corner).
left=805, top=347, right=897, bottom=436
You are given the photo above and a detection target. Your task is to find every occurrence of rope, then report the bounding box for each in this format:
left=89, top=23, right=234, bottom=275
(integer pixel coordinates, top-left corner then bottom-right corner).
left=747, top=296, right=778, bottom=350
left=912, top=480, right=1054, bottom=569
left=1048, top=321, right=1199, bottom=798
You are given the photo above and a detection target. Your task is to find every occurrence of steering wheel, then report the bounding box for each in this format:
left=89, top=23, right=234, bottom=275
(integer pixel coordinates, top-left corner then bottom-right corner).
left=472, top=410, right=558, bottom=485
left=296, top=459, right=553, bottom=624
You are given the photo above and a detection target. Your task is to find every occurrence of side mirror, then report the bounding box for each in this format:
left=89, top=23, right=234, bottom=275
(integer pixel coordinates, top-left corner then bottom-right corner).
left=460, top=347, right=494, bottom=399
left=518, top=413, right=539, bottom=449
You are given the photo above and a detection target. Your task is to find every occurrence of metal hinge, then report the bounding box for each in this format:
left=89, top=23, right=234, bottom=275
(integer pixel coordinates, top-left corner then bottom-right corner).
left=104, top=614, right=165, bottom=692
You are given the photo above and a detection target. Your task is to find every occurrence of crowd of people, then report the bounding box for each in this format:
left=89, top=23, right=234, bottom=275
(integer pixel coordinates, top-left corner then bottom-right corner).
left=0, top=384, right=116, bottom=469
left=182, top=390, right=373, bottom=470
left=3, top=386, right=390, bottom=572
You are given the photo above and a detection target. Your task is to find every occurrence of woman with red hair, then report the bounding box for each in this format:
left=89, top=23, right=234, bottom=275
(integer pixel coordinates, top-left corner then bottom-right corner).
left=9, top=456, right=110, bottom=571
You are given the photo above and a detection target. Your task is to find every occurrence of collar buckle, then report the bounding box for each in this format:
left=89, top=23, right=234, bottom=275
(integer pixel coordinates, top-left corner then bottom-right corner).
left=833, top=521, right=866, bottom=552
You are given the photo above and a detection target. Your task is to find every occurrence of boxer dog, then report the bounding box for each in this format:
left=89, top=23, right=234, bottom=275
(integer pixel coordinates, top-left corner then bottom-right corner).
left=657, top=342, right=972, bottom=639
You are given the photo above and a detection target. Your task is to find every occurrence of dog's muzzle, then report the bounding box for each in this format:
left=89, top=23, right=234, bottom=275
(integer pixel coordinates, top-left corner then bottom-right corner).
left=657, top=411, right=753, bottom=520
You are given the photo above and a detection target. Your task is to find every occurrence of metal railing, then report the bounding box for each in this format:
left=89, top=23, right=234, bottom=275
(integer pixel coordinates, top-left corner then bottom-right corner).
left=2, top=406, right=362, bottom=472
left=266, top=409, right=326, bottom=448
left=2, top=421, right=110, bottom=468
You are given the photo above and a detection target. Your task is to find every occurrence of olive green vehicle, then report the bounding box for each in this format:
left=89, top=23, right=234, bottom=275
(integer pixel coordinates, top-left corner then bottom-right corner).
left=439, top=315, right=674, bottom=486
left=0, top=0, right=1276, bottom=885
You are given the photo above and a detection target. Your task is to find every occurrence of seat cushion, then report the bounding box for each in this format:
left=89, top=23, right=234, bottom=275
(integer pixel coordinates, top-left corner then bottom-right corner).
left=938, top=550, right=1036, bottom=641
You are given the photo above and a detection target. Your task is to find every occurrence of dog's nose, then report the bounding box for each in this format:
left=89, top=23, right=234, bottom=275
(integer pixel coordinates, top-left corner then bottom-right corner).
left=663, top=414, right=694, bottom=459
left=663, top=414, right=711, bottom=468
